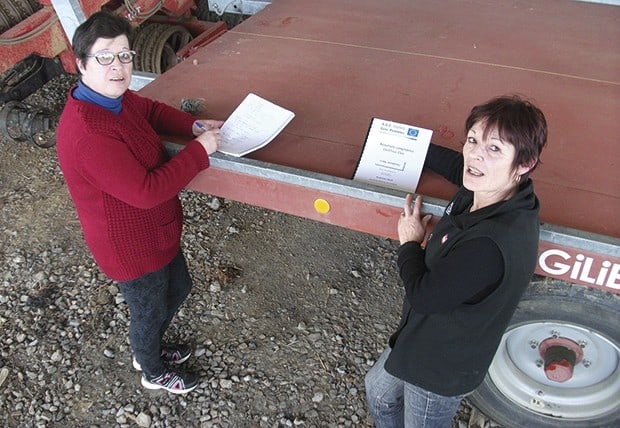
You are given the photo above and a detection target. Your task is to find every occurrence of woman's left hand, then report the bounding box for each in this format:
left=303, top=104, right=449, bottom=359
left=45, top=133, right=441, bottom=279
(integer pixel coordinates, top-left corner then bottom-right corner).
left=398, top=194, right=432, bottom=245
left=193, top=119, right=224, bottom=136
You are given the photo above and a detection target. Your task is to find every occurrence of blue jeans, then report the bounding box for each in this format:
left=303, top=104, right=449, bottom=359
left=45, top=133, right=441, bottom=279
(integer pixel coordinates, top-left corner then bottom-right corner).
left=118, top=251, right=193, bottom=377
left=365, top=347, right=465, bottom=428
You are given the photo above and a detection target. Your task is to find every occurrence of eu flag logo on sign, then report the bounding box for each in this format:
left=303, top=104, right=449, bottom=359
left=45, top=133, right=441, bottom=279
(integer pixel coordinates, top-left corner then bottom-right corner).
left=407, top=128, right=419, bottom=137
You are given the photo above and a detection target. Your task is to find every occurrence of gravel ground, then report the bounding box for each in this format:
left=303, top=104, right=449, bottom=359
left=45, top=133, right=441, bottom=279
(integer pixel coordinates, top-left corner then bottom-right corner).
left=0, top=74, right=500, bottom=427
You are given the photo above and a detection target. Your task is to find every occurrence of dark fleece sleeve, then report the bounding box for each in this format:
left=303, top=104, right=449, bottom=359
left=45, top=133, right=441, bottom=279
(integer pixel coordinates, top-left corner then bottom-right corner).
left=397, top=236, right=504, bottom=313
left=424, top=143, right=464, bottom=186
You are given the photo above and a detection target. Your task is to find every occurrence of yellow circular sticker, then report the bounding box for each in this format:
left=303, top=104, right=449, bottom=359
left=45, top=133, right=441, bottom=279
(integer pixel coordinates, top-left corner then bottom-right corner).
left=313, top=198, right=331, bottom=214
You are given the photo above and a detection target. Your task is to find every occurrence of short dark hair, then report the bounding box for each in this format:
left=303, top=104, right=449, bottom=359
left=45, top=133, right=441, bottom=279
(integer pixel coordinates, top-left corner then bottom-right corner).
left=465, top=95, right=548, bottom=178
left=72, top=10, right=133, bottom=65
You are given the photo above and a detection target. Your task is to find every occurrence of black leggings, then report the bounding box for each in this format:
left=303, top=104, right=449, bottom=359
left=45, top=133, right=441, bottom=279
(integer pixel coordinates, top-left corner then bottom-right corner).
left=118, top=251, right=193, bottom=377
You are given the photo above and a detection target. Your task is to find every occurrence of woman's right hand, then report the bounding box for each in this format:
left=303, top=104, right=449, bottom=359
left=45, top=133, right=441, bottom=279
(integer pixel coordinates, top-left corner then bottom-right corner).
left=196, top=128, right=220, bottom=155
left=397, top=194, right=432, bottom=245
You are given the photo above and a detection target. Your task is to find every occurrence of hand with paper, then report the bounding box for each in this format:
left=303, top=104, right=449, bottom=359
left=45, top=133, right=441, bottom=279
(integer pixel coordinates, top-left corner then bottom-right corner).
left=217, top=93, right=295, bottom=157
left=192, top=119, right=224, bottom=155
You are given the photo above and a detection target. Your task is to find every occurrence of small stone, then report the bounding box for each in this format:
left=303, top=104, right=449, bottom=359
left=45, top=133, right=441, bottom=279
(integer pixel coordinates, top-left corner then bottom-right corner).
left=469, top=407, right=489, bottom=428
left=50, top=350, right=62, bottom=362
left=135, top=411, right=151, bottom=427
left=0, top=367, right=9, bottom=387
left=206, top=198, right=221, bottom=210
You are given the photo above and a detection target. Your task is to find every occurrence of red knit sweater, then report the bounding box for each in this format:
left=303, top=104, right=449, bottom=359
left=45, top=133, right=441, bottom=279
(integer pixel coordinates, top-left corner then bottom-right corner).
left=56, top=89, right=210, bottom=281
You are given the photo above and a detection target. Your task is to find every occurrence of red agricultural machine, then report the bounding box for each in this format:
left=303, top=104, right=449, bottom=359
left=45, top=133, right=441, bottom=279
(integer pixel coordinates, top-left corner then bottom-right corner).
left=0, top=0, right=228, bottom=145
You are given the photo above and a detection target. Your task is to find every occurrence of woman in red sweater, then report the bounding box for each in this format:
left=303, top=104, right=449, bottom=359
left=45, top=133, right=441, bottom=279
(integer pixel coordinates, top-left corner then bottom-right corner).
left=56, top=11, right=221, bottom=394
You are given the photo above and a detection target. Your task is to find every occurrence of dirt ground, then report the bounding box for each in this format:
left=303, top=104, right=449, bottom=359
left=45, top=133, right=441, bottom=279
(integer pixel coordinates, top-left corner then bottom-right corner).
left=0, top=75, right=399, bottom=426
left=0, top=75, right=494, bottom=427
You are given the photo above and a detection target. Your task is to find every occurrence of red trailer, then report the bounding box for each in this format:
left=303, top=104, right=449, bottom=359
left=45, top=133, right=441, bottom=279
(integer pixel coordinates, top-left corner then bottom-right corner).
left=139, top=1, right=620, bottom=426
left=3, top=0, right=619, bottom=426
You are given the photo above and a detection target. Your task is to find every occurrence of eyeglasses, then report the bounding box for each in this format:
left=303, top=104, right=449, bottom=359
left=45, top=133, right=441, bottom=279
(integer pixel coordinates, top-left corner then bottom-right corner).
left=86, top=50, right=136, bottom=66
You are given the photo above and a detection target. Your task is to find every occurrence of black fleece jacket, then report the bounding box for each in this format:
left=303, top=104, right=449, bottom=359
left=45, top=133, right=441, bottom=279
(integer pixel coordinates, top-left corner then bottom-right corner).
left=384, top=144, right=540, bottom=396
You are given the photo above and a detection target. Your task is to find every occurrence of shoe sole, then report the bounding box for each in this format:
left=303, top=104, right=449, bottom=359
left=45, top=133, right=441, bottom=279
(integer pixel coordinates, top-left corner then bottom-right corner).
left=140, top=376, right=198, bottom=394
left=133, top=352, right=192, bottom=371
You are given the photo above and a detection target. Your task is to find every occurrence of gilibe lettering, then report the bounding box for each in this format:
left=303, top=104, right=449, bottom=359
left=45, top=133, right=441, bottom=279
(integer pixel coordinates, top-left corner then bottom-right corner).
left=539, top=249, right=620, bottom=290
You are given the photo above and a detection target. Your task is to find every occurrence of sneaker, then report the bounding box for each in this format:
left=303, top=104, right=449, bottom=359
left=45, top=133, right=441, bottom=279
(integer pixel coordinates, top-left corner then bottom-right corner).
left=141, top=366, right=198, bottom=394
left=132, top=344, right=192, bottom=371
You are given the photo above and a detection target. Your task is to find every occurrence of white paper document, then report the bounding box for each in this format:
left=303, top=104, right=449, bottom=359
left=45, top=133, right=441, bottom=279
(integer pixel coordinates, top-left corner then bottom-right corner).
left=218, top=93, right=295, bottom=157
left=353, top=118, right=432, bottom=192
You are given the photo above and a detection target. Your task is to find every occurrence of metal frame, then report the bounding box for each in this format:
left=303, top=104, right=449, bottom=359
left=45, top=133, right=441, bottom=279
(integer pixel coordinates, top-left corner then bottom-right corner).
left=207, top=152, right=619, bottom=257
left=49, top=0, right=86, bottom=44
left=165, top=142, right=620, bottom=293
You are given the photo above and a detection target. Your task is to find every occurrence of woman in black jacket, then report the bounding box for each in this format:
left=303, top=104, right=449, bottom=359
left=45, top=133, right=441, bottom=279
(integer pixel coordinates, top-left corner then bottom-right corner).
left=365, top=95, right=548, bottom=427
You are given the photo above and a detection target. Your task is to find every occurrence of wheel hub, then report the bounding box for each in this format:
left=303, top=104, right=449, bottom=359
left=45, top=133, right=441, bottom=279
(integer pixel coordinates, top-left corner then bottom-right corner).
left=539, top=337, right=583, bottom=382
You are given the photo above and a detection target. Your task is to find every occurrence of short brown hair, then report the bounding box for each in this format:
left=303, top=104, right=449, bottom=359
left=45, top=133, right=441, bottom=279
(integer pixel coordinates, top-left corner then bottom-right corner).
left=72, top=10, right=133, bottom=69
left=465, top=95, right=548, bottom=178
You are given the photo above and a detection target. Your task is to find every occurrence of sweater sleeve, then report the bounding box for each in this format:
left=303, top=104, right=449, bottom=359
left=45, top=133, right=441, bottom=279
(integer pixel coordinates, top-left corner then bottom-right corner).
left=397, top=236, right=504, bottom=313
left=127, top=91, right=196, bottom=137
left=424, top=143, right=464, bottom=186
left=76, top=133, right=209, bottom=209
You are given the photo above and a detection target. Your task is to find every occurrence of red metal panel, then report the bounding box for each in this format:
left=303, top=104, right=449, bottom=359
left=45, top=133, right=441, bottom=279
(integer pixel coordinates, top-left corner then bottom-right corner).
left=537, top=241, right=620, bottom=293
left=118, top=0, right=195, bottom=21
left=0, top=7, right=68, bottom=74
left=140, top=0, right=620, bottom=238
left=187, top=166, right=402, bottom=237
left=184, top=165, right=620, bottom=292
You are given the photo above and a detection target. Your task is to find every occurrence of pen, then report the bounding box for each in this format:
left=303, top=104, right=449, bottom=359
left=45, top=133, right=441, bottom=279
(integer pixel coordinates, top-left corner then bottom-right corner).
left=195, top=121, right=207, bottom=131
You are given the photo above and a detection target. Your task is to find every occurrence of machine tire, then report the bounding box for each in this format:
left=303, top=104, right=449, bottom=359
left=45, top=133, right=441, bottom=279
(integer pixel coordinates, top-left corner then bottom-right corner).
left=469, top=280, right=620, bottom=427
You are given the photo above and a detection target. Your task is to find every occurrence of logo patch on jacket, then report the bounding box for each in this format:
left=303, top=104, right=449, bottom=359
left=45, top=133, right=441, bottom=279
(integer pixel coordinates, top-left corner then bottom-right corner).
left=441, top=234, right=449, bottom=244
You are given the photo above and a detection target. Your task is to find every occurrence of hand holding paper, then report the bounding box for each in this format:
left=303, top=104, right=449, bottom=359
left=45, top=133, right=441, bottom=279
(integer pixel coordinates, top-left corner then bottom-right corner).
left=218, top=93, right=295, bottom=157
